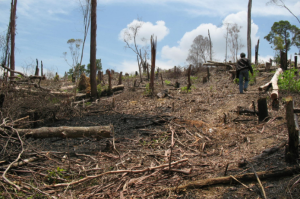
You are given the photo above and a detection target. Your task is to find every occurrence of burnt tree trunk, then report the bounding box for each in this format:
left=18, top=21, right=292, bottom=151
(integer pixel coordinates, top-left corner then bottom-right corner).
left=281, top=51, right=287, bottom=71
left=285, top=96, right=299, bottom=163
left=258, top=98, right=268, bottom=121
left=255, top=39, right=259, bottom=65
left=35, top=59, right=39, bottom=76
left=247, top=0, right=252, bottom=66
left=41, top=60, right=43, bottom=76
left=10, top=0, right=17, bottom=77
left=187, top=65, right=191, bottom=90
left=118, top=72, right=122, bottom=85
left=265, top=62, right=271, bottom=72
left=90, top=0, right=97, bottom=98
left=150, top=35, right=157, bottom=94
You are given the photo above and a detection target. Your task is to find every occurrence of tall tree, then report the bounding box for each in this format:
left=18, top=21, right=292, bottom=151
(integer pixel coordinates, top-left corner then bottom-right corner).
left=247, top=0, right=252, bottom=65
left=90, top=0, right=97, bottom=98
left=264, top=21, right=299, bottom=56
left=10, top=0, right=17, bottom=77
left=186, top=35, right=210, bottom=66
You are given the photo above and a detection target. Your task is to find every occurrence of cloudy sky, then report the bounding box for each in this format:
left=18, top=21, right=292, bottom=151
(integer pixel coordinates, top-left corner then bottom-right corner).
left=0, top=0, right=299, bottom=76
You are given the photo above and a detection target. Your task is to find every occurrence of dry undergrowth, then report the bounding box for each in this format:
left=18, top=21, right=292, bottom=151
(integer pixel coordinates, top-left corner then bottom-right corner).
left=0, top=67, right=299, bottom=198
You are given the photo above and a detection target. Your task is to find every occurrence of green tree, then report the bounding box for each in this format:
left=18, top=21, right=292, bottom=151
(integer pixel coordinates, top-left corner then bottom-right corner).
left=86, top=59, right=102, bottom=75
left=264, top=21, right=299, bottom=55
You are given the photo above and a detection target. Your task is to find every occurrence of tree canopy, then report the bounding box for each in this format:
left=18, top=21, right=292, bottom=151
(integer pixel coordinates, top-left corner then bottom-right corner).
left=186, top=35, right=210, bottom=66
left=264, top=20, right=299, bottom=54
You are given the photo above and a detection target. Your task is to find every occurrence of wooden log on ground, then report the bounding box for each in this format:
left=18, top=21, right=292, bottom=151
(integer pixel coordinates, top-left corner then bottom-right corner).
left=16, top=126, right=111, bottom=139
left=170, top=165, right=300, bottom=191
left=259, top=68, right=283, bottom=100
left=258, top=98, right=268, bottom=121
left=285, top=96, right=299, bottom=163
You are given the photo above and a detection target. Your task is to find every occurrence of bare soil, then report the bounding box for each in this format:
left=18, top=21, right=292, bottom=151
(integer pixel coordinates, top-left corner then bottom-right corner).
left=0, top=68, right=299, bottom=199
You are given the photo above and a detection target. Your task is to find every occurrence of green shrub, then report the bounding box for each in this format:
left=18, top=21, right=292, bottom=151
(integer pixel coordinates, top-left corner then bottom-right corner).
left=97, top=84, right=102, bottom=96
left=143, top=83, right=152, bottom=95
left=54, top=74, right=59, bottom=82
left=181, top=86, right=191, bottom=93
left=164, top=80, right=171, bottom=85
left=278, top=68, right=300, bottom=92
left=249, top=64, right=258, bottom=85
left=190, top=76, right=198, bottom=83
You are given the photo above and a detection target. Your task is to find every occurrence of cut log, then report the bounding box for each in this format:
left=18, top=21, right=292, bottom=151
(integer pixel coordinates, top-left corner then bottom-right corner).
left=259, top=68, right=283, bottom=100
left=16, top=126, right=111, bottom=139
left=170, top=165, right=300, bottom=191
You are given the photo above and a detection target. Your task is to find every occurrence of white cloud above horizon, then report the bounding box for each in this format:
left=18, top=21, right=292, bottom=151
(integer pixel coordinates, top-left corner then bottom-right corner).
left=161, top=11, right=259, bottom=67
left=119, top=20, right=170, bottom=46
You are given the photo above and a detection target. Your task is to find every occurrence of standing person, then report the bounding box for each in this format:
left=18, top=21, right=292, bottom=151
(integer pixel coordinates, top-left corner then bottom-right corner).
left=236, top=53, right=253, bottom=94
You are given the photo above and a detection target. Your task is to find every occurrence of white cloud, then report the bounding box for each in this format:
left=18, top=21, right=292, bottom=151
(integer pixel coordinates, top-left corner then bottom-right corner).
left=161, top=11, right=259, bottom=66
left=119, top=20, right=170, bottom=46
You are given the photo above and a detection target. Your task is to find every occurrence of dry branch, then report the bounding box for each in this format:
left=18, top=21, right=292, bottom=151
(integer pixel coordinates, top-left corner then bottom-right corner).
left=50, top=158, right=188, bottom=188
left=15, top=126, right=111, bottom=139
left=171, top=165, right=300, bottom=191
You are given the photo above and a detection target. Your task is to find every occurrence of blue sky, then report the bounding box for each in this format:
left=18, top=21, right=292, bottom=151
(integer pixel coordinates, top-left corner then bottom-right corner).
left=0, top=0, right=299, bottom=76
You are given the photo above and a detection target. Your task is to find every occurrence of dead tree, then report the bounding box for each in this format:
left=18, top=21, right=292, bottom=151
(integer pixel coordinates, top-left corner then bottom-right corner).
left=10, top=0, right=17, bottom=77
left=285, top=96, right=299, bottom=163
left=208, top=29, right=212, bottom=61
left=90, top=0, right=97, bottom=98
left=41, top=60, right=43, bottom=76
left=255, top=39, right=259, bottom=65
left=97, top=71, right=101, bottom=84
left=281, top=51, right=287, bottom=71
left=118, top=72, right=123, bottom=85
left=247, top=0, right=252, bottom=66
left=150, top=35, right=157, bottom=94
left=35, top=59, right=39, bottom=76
left=187, top=65, right=192, bottom=90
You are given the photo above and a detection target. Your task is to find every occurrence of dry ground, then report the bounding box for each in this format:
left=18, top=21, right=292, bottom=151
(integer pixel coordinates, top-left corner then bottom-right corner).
left=0, top=67, right=299, bottom=198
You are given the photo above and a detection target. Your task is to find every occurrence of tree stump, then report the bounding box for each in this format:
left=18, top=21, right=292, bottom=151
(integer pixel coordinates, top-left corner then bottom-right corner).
left=285, top=96, right=299, bottom=163
left=258, top=98, right=268, bottom=121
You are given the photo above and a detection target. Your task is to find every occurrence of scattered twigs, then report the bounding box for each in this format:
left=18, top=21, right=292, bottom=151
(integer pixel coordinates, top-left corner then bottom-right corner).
left=50, top=158, right=188, bottom=188
left=2, top=129, right=24, bottom=191
left=247, top=161, right=267, bottom=199
left=230, top=175, right=253, bottom=191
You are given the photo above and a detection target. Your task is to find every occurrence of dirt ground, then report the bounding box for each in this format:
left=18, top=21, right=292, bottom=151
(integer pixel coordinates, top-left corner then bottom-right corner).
left=0, top=67, right=300, bottom=199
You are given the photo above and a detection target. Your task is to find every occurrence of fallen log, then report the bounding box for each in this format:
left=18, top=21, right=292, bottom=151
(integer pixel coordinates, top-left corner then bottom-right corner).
left=259, top=68, right=283, bottom=100
left=15, top=126, right=111, bottom=139
left=170, top=165, right=300, bottom=191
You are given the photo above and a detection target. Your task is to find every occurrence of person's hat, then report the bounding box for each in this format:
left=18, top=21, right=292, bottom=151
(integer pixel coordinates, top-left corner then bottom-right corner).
left=240, top=53, right=246, bottom=58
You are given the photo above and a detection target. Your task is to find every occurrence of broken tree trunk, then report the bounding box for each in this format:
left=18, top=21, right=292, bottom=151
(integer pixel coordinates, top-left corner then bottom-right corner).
left=16, top=126, right=111, bottom=139
left=259, top=68, right=283, bottom=100
left=118, top=72, right=122, bottom=85
left=285, top=96, right=299, bottom=163
left=170, top=165, right=300, bottom=191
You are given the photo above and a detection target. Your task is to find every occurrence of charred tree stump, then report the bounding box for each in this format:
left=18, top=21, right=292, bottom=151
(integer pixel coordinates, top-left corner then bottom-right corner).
left=35, top=59, right=39, bottom=76
left=285, top=96, right=299, bottom=163
left=281, top=51, right=287, bottom=71
left=187, top=65, right=191, bottom=90
left=175, top=81, right=180, bottom=88
left=265, top=62, right=271, bottom=72
left=258, top=98, right=268, bottom=121
left=161, top=73, right=164, bottom=87
left=207, top=67, right=210, bottom=81
left=118, top=72, right=122, bottom=85
left=108, top=70, right=112, bottom=95
left=174, top=66, right=177, bottom=79
left=147, top=63, right=150, bottom=81
left=203, top=76, right=208, bottom=84
left=41, top=60, right=43, bottom=76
